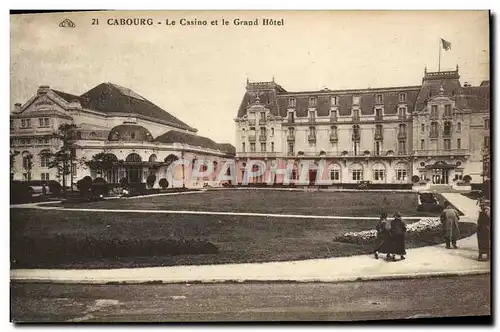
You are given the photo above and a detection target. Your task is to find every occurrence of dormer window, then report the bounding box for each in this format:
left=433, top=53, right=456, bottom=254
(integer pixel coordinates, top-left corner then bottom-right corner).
left=376, top=94, right=383, bottom=104
left=444, top=105, right=452, bottom=117
left=288, top=98, right=296, bottom=108
left=399, top=93, right=407, bottom=103
left=309, top=97, right=317, bottom=107
left=352, top=95, right=360, bottom=105
left=431, top=105, right=438, bottom=118
left=330, top=96, right=338, bottom=106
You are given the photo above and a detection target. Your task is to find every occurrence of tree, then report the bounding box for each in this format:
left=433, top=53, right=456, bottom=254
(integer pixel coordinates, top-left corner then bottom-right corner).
left=146, top=174, right=156, bottom=189
left=10, top=150, right=20, bottom=180
left=22, top=153, right=33, bottom=181
left=84, top=152, right=116, bottom=178
left=159, top=178, right=169, bottom=189
left=48, top=123, right=79, bottom=195
left=463, top=175, right=472, bottom=183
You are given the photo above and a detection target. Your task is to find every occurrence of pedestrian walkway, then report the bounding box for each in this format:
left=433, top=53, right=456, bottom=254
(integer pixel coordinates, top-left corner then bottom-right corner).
left=10, top=192, right=488, bottom=284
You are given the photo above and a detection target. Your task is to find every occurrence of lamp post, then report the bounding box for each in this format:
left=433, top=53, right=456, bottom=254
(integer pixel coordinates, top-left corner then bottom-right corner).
left=181, top=151, right=185, bottom=189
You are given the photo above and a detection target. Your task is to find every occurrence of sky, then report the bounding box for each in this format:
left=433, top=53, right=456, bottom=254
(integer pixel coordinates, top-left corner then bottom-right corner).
left=10, top=10, right=490, bottom=145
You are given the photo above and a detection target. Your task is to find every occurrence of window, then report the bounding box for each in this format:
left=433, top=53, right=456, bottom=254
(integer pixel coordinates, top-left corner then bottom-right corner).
left=26, top=119, right=31, bottom=127
left=399, top=107, right=406, bottom=118
left=309, top=126, right=316, bottom=136
left=131, top=132, right=136, bottom=139
left=421, top=123, right=425, bottom=133
left=443, top=121, right=452, bottom=135
left=457, top=138, right=461, bottom=149
left=288, top=112, right=295, bottom=123
left=484, top=119, right=490, bottom=129
left=260, top=127, right=266, bottom=136
left=39, top=118, right=44, bottom=127
left=308, top=110, right=315, bottom=119
left=372, top=163, right=386, bottom=182
left=242, top=142, right=245, bottom=152
left=375, top=109, right=382, bottom=119
left=457, top=122, right=461, bottom=133
left=352, top=109, right=359, bottom=120
left=376, top=94, right=383, bottom=104
left=353, top=124, right=360, bottom=139
left=39, top=118, right=49, bottom=127
left=398, top=140, right=406, bottom=154
left=399, top=123, right=407, bottom=134
left=431, top=105, right=438, bottom=118
left=309, top=97, right=317, bottom=107
left=289, top=98, right=296, bottom=107
left=375, top=141, right=381, bottom=155
left=430, top=122, right=439, bottom=137
left=41, top=173, right=49, bottom=181
left=350, top=164, right=363, bottom=181
left=288, top=127, right=295, bottom=136
left=395, top=163, right=408, bottom=182
left=444, top=105, right=452, bottom=117
left=399, top=93, right=407, bottom=102
left=22, top=153, right=32, bottom=170
left=375, top=124, right=383, bottom=137
left=484, top=136, right=489, bottom=150
left=288, top=142, right=294, bottom=154
left=271, top=128, right=274, bottom=136
left=71, top=163, right=77, bottom=176
left=40, top=151, right=50, bottom=168
left=271, top=142, right=274, bottom=152
left=330, top=96, right=338, bottom=106
left=21, top=119, right=26, bottom=128
left=250, top=143, right=256, bottom=152
left=352, top=96, right=360, bottom=105
left=260, top=112, right=266, bottom=121
left=420, top=139, right=425, bottom=150
left=329, top=164, right=341, bottom=182
left=260, top=142, right=266, bottom=152
left=331, top=126, right=338, bottom=136
left=44, top=118, right=49, bottom=127
left=444, top=139, right=451, bottom=150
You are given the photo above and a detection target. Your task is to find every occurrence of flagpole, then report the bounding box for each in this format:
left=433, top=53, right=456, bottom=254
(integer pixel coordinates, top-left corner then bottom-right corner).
left=438, top=38, right=441, bottom=72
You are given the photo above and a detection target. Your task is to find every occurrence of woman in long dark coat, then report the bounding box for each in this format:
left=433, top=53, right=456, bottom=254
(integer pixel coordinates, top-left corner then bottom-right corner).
left=477, top=202, right=490, bottom=261
left=390, top=212, right=407, bottom=261
left=374, top=212, right=393, bottom=260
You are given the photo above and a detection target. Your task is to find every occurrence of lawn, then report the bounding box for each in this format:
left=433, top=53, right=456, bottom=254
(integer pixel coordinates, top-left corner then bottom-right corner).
left=10, top=206, right=476, bottom=270
left=56, top=190, right=437, bottom=217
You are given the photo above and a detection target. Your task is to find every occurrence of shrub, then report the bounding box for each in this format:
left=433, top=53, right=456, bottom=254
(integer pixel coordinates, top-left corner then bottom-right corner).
left=146, top=174, right=157, bottom=189
left=47, top=181, right=62, bottom=196
left=411, top=175, right=420, bottom=183
left=10, top=181, right=33, bottom=203
left=120, top=177, right=129, bottom=187
left=78, top=176, right=93, bottom=195
left=159, top=178, right=169, bottom=189
left=463, top=175, right=472, bottom=183
left=93, top=177, right=106, bottom=185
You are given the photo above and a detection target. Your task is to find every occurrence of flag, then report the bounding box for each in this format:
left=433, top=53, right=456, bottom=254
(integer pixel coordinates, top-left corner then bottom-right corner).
left=441, top=38, right=451, bottom=51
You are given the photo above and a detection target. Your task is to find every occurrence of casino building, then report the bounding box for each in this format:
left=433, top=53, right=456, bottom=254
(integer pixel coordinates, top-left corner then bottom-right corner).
left=234, top=66, right=490, bottom=187
left=10, top=83, right=235, bottom=188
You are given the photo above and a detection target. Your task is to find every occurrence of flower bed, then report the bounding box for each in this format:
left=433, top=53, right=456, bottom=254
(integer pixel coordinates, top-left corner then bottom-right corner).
left=334, top=217, right=475, bottom=247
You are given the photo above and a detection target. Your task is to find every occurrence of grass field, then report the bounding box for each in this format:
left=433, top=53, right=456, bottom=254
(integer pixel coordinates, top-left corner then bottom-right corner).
left=11, top=190, right=466, bottom=269
left=57, top=190, right=436, bottom=217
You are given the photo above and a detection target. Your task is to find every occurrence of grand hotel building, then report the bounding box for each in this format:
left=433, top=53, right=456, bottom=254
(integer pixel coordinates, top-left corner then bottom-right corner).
left=234, top=67, right=490, bottom=186
left=10, top=83, right=235, bottom=188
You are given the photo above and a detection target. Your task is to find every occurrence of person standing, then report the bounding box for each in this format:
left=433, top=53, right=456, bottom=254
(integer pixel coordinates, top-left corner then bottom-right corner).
left=391, top=212, right=407, bottom=261
left=374, top=212, right=393, bottom=260
left=477, top=201, right=490, bottom=261
left=440, top=203, right=461, bottom=249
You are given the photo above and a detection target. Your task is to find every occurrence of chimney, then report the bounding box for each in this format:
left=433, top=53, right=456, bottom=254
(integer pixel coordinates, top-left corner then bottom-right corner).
left=37, top=85, right=50, bottom=95
left=14, top=103, right=21, bottom=112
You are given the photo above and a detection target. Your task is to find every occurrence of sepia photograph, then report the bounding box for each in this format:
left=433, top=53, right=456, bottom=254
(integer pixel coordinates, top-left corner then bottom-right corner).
left=9, top=9, right=491, bottom=322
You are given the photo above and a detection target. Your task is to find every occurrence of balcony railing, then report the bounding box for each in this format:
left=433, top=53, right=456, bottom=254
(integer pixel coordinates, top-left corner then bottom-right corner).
left=248, top=134, right=256, bottom=142
left=308, top=134, right=317, bottom=143
left=258, top=118, right=266, bottom=125
left=352, top=133, right=360, bottom=141
left=413, top=149, right=469, bottom=157
left=429, top=113, right=439, bottom=120
left=442, top=131, right=452, bottom=138
left=237, top=152, right=280, bottom=158
left=429, top=131, right=439, bottom=138
left=374, top=132, right=383, bottom=140
left=258, top=134, right=267, bottom=142
left=329, top=134, right=338, bottom=143
left=443, top=114, right=453, bottom=120
left=287, top=134, right=295, bottom=142
left=286, top=117, right=295, bottom=124
left=330, top=115, right=338, bottom=123
left=248, top=119, right=256, bottom=126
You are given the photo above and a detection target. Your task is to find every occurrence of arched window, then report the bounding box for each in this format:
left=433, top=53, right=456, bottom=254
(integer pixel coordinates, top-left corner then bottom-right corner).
left=148, top=154, right=157, bottom=163
left=443, top=121, right=452, bottom=135
left=372, top=163, right=386, bottom=182
left=329, top=163, right=341, bottom=182
left=22, top=151, right=33, bottom=170
left=430, top=122, right=439, bottom=136
left=395, top=163, right=408, bottom=182
left=350, top=163, right=364, bottom=182
left=125, top=153, right=142, bottom=162
left=40, top=149, right=51, bottom=168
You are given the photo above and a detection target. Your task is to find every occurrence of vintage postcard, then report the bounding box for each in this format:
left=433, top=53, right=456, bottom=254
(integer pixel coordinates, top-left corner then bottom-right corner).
left=9, top=10, right=491, bottom=322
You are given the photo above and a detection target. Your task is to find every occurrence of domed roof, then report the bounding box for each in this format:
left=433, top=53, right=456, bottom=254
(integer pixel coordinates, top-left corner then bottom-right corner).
left=108, top=122, right=154, bottom=142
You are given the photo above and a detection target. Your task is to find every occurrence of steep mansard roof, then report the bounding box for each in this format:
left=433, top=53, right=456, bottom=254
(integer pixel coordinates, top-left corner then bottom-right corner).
left=155, top=130, right=235, bottom=156
left=52, top=82, right=197, bottom=132
left=237, top=71, right=489, bottom=118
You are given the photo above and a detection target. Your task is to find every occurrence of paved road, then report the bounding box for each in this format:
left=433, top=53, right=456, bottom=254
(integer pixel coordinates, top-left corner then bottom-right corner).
left=10, top=275, right=491, bottom=322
